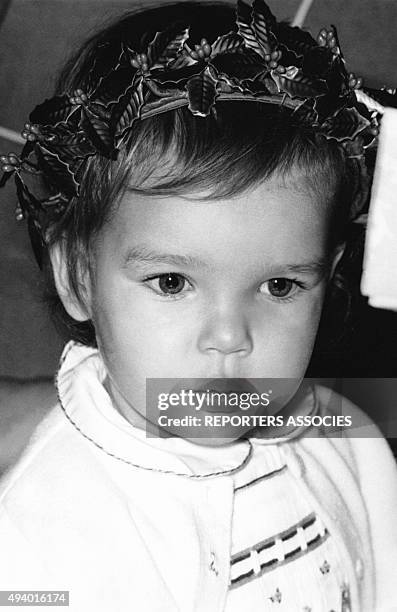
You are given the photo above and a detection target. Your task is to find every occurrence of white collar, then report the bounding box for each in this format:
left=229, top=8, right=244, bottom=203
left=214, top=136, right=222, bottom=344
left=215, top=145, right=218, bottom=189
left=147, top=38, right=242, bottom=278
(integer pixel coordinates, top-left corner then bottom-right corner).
left=56, top=341, right=318, bottom=477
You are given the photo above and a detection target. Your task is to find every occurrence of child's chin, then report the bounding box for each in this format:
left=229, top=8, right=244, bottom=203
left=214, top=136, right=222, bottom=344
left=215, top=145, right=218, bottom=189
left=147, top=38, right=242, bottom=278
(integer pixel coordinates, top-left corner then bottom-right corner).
left=154, top=415, right=255, bottom=445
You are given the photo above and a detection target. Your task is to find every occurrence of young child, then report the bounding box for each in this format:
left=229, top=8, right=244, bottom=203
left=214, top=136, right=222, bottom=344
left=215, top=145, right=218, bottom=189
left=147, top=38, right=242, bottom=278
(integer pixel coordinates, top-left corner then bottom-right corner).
left=0, top=1, right=396, bottom=610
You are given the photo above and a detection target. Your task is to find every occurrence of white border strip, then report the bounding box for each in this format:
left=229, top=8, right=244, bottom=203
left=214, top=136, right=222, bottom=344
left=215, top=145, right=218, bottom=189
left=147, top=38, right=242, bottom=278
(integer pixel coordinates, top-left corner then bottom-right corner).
left=0, top=126, right=24, bottom=145
left=292, top=0, right=315, bottom=27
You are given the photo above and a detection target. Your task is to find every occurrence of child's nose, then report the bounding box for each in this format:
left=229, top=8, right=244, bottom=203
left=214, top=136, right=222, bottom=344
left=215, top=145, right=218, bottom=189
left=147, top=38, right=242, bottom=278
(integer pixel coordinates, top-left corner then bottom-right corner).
left=197, top=305, right=253, bottom=357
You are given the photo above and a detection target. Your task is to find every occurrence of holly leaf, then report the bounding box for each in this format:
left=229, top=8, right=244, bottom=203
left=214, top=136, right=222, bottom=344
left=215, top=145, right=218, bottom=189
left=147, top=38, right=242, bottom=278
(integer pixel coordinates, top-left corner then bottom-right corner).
left=14, top=174, right=46, bottom=267
left=314, top=91, right=346, bottom=124
left=322, top=106, right=370, bottom=142
left=0, top=170, right=13, bottom=188
left=211, top=32, right=245, bottom=55
left=277, top=22, right=317, bottom=58
left=45, top=128, right=96, bottom=166
left=20, top=141, right=35, bottom=161
left=248, top=71, right=282, bottom=95
left=251, top=0, right=277, bottom=56
left=80, top=42, right=127, bottom=96
left=148, top=25, right=190, bottom=68
left=236, top=0, right=263, bottom=57
left=30, top=96, right=77, bottom=127
left=112, top=76, right=145, bottom=138
left=186, top=67, right=218, bottom=117
left=312, top=60, right=352, bottom=123
left=236, top=72, right=274, bottom=95
left=151, top=63, right=203, bottom=87
left=145, top=79, right=186, bottom=100
left=293, top=98, right=319, bottom=125
left=93, top=65, right=137, bottom=106
left=211, top=51, right=266, bottom=84
left=28, top=217, right=46, bottom=269
left=14, top=172, right=38, bottom=214
left=327, top=53, right=350, bottom=94
left=166, top=46, right=198, bottom=71
left=88, top=101, right=112, bottom=121
left=276, top=70, right=328, bottom=99
left=18, top=145, right=42, bottom=176
left=277, top=43, right=303, bottom=69
left=81, top=107, right=116, bottom=158
left=237, top=0, right=277, bottom=59
left=36, top=146, right=80, bottom=198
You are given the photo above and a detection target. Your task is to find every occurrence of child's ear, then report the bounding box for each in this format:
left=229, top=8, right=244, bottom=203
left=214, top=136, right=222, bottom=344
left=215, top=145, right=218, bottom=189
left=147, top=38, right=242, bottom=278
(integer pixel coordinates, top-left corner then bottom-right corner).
left=49, top=242, right=92, bottom=322
left=329, top=243, right=346, bottom=278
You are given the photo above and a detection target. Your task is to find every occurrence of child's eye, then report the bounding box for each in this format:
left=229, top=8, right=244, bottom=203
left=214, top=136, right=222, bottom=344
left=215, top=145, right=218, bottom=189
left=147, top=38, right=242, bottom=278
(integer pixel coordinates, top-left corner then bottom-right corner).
left=144, top=273, right=192, bottom=297
left=260, top=278, right=304, bottom=301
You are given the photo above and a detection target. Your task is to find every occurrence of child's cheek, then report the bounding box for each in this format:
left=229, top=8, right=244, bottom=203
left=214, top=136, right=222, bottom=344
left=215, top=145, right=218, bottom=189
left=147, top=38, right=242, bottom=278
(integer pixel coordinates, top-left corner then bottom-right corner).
left=262, top=289, right=326, bottom=377
left=92, top=287, right=190, bottom=376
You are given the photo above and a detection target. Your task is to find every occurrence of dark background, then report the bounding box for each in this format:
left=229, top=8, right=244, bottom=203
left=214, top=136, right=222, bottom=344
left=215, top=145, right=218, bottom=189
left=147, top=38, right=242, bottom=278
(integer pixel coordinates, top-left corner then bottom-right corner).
left=1, top=1, right=397, bottom=454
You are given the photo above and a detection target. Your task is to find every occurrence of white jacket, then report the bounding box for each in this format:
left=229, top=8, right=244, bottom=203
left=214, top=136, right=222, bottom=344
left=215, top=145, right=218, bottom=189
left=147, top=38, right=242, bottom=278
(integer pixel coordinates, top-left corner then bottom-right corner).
left=0, top=342, right=396, bottom=612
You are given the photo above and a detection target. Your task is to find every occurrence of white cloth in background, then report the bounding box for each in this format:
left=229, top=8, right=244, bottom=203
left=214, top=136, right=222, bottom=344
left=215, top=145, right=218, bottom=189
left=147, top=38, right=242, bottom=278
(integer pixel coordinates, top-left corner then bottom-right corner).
left=361, top=107, right=397, bottom=310
left=0, top=342, right=396, bottom=611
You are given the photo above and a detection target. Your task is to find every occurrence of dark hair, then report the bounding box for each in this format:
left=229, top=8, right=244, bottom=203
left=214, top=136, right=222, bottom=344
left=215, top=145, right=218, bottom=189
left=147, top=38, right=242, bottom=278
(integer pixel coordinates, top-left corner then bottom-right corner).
left=42, top=1, right=364, bottom=348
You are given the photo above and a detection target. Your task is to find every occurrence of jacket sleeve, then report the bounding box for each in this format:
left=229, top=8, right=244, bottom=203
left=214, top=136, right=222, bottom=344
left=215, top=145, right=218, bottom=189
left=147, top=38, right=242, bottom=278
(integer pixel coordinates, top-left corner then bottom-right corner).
left=349, top=430, right=397, bottom=611
left=325, top=388, right=397, bottom=612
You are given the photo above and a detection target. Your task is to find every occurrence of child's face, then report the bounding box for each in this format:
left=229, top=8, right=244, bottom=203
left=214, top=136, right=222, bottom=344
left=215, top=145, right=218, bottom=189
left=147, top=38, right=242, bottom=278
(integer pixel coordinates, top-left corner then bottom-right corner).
left=59, top=171, right=339, bottom=440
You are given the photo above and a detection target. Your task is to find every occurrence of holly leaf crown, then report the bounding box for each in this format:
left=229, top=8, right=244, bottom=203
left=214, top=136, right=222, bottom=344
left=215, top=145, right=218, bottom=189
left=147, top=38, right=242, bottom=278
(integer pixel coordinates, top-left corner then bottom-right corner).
left=1, top=0, right=396, bottom=259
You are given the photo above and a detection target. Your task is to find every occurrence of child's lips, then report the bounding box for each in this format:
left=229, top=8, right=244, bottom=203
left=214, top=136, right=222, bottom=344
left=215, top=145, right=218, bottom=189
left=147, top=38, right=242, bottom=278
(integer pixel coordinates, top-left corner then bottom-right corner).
left=188, top=378, right=260, bottom=414
left=195, top=378, right=259, bottom=394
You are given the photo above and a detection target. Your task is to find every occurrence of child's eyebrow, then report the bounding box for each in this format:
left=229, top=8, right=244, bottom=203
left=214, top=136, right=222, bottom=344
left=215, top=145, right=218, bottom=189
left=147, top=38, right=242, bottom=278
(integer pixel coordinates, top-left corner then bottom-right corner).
left=123, top=245, right=211, bottom=269
left=270, top=260, right=332, bottom=277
